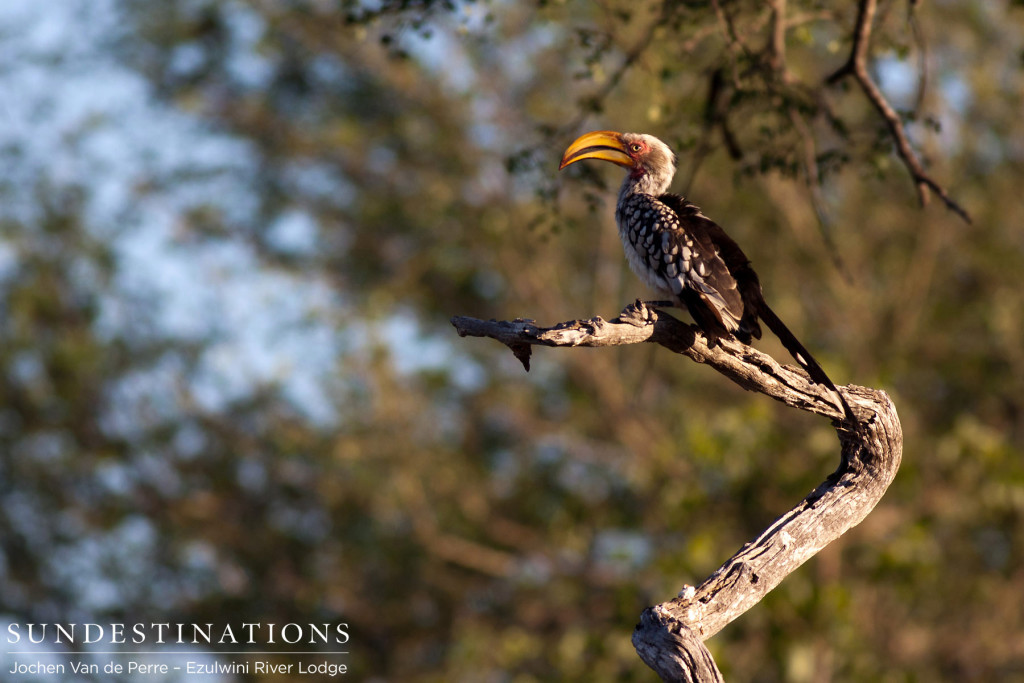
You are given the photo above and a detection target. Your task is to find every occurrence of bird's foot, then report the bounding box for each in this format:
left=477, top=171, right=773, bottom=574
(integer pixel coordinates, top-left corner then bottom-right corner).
left=618, top=299, right=660, bottom=327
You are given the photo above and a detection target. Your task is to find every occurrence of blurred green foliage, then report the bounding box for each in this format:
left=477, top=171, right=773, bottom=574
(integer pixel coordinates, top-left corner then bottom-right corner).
left=2, top=0, right=1024, bottom=680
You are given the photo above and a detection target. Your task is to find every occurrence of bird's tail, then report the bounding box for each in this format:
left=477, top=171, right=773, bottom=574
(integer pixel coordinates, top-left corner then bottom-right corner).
left=757, top=300, right=853, bottom=420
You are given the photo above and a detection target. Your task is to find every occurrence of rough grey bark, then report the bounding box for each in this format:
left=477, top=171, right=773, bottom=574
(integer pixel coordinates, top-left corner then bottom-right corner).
left=451, top=301, right=903, bottom=682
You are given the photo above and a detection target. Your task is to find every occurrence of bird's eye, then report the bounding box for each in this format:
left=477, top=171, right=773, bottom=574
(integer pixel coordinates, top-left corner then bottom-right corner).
left=630, top=143, right=643, bottom=153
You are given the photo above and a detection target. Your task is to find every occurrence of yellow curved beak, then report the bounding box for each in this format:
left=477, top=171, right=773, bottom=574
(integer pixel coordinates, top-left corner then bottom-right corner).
left=559, top=130, right=632, bottom=170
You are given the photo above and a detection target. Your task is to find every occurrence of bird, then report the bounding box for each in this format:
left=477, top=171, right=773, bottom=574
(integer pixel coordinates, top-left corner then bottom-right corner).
left=559, top=130, right=851, bottom=419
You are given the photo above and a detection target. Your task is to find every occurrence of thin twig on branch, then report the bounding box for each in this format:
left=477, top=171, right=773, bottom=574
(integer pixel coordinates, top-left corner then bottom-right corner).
left=451, top=302, right=903, bottom=681
left=827, top=0, right=971, bottom=223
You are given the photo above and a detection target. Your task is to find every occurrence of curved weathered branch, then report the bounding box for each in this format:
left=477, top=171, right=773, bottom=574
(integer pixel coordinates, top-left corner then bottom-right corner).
left=451, top=301, right=903, bottom=681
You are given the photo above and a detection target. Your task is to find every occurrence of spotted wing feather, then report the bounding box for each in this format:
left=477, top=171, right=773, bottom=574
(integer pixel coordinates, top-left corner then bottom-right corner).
left=656, top=194, right=764, bottom=342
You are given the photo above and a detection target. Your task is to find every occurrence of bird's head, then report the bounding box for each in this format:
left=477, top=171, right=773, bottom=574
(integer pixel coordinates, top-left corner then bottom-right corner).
left=559, top=130, right=677, bottom=196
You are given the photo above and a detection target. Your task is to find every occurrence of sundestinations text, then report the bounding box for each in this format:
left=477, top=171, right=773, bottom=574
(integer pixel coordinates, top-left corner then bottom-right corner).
left=6, top=623, right=350, bottom=646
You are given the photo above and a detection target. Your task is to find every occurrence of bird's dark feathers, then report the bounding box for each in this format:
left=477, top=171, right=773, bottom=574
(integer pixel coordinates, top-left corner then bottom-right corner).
left=657, top=193, right=762, bottom=343
left=657, top=194, right=842, bottom=401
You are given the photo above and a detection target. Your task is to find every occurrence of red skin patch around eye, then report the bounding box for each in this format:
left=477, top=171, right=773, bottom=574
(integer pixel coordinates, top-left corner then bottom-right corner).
left=627, top=141, right=650, bottom=177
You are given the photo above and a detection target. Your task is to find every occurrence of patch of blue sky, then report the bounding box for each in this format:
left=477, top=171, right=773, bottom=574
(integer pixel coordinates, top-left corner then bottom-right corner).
left=0, top=241, right=16, bottom=285
left=236, top=456, right=269, bottom=494
left=876, top=56, right=917, bottom=108
left=44, top=515, right=162, bottom=612
left=877, top=52, right=971, bottom=117
left=404, top=25, right=477, bottom=94
left=222, top=0, right=276, bottom=90
left=188, top=266, right=344, bottom=423
left=1, top=0, right=117, bottom=58
left=5, top=0, right=543, bottom=435
left=106, top=223, right=345, bottom=426
left=94, top=460, right=134, bottom=498
left=184, top=266, right=339, bottom=413
left=0, top=1, right=261, bottom=233
left=498, top=20, right=560, bottom=87
left=132, top=450, right=188, bottom=498
left=935, top=73, right=970, bottom=159
left=877, top=53, right=970, bottom=158
left=109, top=214, right=226, bottom=342
left=168, top=39, right=208, bottom=78
left=938, top=73, right=972, bottom=115
left=266, top=207, right=322, bottom=255
left=100, top=351, right=192, bottom=442
left=880, top=50, right=974, bottom=117
left=356, top=0, right=385, bottom=15
left=0, top=0, right=354, bottom=426
left=282, top=159, right=358, bottom=210
left=310, top=52, right=352, bottom=88
left=375, top=309, right=486, bottom=391
left=7, top=351, right=46, bottom=394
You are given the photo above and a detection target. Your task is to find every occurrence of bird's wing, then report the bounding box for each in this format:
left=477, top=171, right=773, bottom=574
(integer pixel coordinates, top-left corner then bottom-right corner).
left=656, top=195, right=849, bottom=417
left=642, top=194, right=744, bottom=335
left=658, top=193, right=762, bottom=341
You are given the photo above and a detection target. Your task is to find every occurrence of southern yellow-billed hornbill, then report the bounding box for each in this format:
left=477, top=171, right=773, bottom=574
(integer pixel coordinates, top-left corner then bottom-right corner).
left=560, top=130, right=850, bottom=418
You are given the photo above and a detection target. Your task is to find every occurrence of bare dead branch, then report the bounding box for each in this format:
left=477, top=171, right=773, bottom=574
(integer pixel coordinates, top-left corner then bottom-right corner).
left=827, top=0, right=971, bottom=223
left=453, top=302, right=857, bottom=420
left=451, top=301, right=903, bottom=681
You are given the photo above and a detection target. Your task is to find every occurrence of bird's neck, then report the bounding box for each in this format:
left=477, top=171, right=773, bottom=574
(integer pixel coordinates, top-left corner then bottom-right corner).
left=618, top=168, right=672, bottom=204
